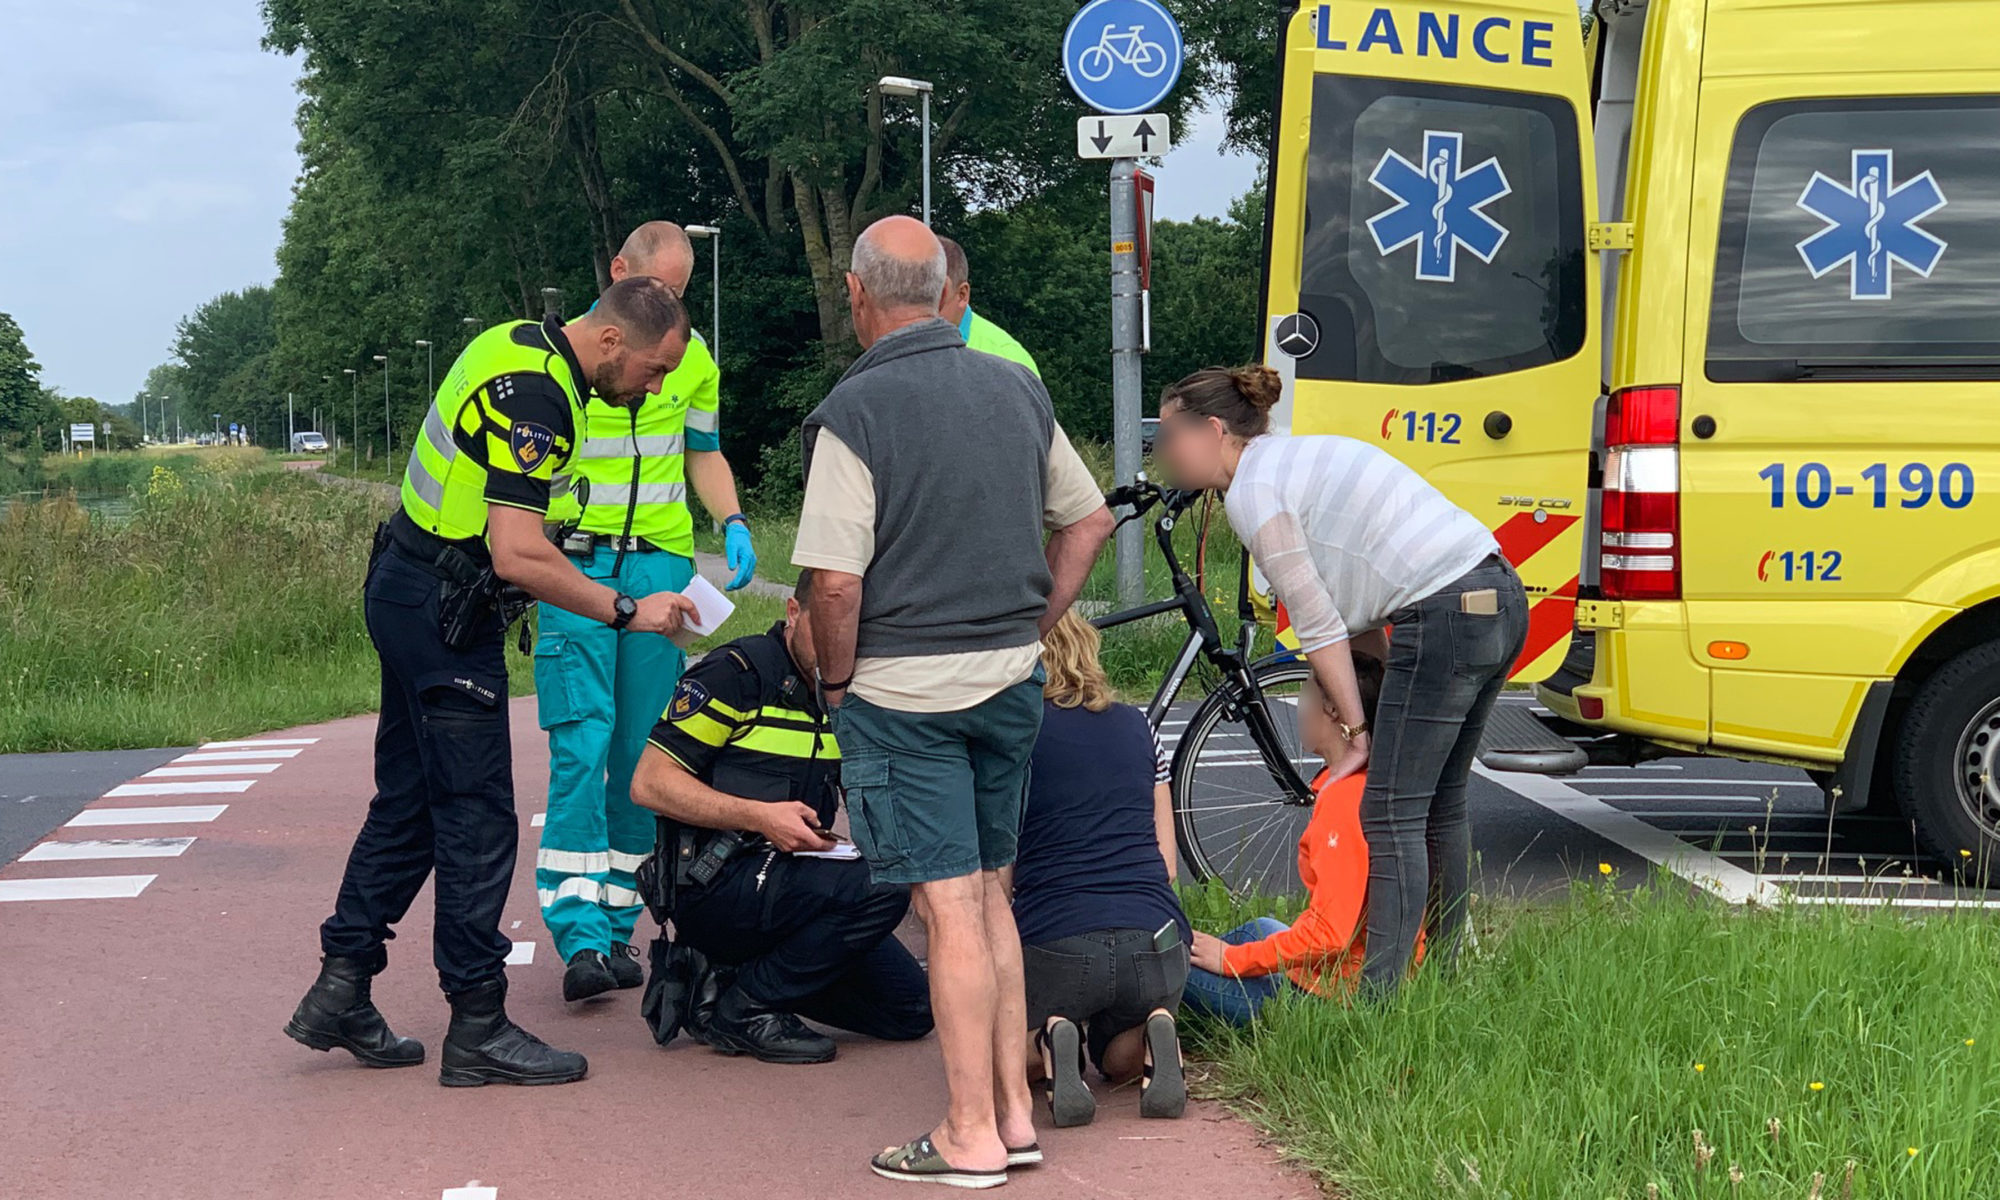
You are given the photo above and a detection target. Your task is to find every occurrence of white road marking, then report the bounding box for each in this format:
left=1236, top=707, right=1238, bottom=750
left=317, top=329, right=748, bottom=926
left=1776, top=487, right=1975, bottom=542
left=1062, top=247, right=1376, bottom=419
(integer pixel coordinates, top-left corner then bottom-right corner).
left=67, top=805, right=227, bottom=827
left=174, top=749, right=302, bottom=763
left=1758, top=872, right=1939, bottom=886
left=1584, top=792, right=1814, bottom=803
left=143, top=763, right=282, bottom=778
left=106, top=780, right=255, bottom=797
left=1790, top=895, right=2000, bottom=911
left=201, top=738, right=320, bottom=748
left=1577, top=779, right=1814, bottom=790
left=506, top=942, right=536, bottom=965
left=0, top=875, right=156, bottom=902
left=1583, top=763, right=1684, bottom=771
left=531, top=813, right=546, bottom=827
left=441, top=1187, right=497, bottom=1200
left=21, top=837, right=195, bottom=862
left=1475, top=764, right=1784, bottom=905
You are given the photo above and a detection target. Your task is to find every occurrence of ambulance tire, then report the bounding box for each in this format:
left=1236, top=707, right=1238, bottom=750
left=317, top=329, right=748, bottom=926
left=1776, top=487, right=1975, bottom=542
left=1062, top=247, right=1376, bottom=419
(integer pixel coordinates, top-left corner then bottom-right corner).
left=1891, top=640, right=2000, bottom=880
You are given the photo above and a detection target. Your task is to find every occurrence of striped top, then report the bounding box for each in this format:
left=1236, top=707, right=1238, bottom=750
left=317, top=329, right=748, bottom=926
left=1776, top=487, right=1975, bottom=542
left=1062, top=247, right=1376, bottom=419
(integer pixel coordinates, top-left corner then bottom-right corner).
left=1224, top=434, right=1496, bottom=652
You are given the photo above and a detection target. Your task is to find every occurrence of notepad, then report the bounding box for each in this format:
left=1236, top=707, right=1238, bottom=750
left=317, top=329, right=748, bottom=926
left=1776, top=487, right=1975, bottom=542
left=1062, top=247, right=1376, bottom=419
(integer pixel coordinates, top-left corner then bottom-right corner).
left=793, top=841, right=863, bottom=861
left=671, top=573, right=737, bottom=649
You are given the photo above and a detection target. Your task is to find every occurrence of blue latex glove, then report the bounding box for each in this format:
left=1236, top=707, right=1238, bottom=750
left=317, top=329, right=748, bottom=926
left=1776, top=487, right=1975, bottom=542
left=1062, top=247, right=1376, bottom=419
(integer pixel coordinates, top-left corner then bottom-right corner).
left=724, top=520, right=757, bottom=591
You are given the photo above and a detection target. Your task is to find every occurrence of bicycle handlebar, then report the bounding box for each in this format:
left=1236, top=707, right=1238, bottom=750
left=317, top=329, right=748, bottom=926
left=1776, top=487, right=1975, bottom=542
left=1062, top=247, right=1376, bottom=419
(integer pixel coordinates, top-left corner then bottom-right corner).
left=1104, top=478, right=1202, bottom=518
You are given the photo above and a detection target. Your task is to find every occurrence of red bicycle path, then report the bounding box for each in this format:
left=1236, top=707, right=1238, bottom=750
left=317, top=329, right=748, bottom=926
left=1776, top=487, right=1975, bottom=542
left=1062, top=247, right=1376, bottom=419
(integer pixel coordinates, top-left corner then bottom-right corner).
left=0, top=699, right=1321, bottom=1200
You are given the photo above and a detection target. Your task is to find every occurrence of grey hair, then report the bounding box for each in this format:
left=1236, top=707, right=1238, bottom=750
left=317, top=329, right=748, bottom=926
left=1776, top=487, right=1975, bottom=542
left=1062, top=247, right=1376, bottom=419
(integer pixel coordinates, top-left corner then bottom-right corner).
left=851, top=228, right=948, bottom=310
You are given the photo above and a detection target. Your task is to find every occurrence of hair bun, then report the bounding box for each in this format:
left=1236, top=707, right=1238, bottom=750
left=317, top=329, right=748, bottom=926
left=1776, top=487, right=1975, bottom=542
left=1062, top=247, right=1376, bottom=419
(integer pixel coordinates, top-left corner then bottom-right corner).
left=1231, top=364, right=1283, bottom=412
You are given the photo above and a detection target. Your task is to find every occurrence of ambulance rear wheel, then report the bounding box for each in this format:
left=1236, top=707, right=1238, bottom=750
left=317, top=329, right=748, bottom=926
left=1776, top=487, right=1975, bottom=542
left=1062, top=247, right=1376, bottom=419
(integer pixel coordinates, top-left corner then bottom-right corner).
left=1891, top=640, right=2000, bottom=881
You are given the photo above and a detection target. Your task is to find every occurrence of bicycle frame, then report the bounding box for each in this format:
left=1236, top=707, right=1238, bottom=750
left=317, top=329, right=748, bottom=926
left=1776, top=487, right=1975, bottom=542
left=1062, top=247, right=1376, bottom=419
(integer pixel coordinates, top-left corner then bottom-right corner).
left=1089, top=485, right=1315, bottom=803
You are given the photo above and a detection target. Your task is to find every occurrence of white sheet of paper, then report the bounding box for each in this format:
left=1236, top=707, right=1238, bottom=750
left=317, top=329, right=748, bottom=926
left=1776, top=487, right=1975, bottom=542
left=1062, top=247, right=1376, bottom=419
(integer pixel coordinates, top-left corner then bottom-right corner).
left=793, top=841, right=863, bottom=861
left=671, top=574, right=737, bottom=649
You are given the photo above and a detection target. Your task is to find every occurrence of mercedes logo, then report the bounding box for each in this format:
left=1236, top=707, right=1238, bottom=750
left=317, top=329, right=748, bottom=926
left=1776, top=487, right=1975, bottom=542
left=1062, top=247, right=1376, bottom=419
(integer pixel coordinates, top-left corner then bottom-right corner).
left=1274, top=312, right=1320, bottom=359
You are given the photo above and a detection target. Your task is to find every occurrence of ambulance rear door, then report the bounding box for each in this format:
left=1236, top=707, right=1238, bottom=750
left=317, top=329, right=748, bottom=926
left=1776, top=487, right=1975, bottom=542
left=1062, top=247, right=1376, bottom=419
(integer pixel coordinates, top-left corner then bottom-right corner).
left=1260, top=0, right=1602, bottom=679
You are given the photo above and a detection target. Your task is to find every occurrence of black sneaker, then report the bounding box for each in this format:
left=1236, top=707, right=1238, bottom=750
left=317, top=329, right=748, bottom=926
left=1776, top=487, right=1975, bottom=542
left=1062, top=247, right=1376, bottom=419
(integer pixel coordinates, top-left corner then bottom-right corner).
left=562, top=950, right=618, bottom=1002
left=608, top=942, right=644, bottom=990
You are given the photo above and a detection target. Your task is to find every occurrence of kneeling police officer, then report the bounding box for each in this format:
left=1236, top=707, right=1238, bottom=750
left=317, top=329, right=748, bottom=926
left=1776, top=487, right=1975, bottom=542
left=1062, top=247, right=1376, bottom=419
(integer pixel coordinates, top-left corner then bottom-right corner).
left=286, top=277, right=698, bottom=1087
left=632, top=569, right=933, bottom=1063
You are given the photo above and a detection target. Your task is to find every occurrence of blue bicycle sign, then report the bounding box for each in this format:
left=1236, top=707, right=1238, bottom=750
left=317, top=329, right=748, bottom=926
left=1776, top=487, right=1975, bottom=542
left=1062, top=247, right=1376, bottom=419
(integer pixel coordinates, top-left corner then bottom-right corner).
left=1064, top=0, right=1183, bottom=115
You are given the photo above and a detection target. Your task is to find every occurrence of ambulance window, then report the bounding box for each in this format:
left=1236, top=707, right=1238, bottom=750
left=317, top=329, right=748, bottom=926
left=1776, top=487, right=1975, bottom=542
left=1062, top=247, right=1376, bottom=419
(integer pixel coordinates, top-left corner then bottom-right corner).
left=1708, top=97, right=2000, bottom=381
left=1294, top=75, right=1586, bottom=385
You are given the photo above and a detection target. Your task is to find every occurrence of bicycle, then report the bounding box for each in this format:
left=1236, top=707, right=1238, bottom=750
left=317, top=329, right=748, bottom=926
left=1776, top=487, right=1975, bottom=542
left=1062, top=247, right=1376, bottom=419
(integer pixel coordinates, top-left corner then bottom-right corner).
left=1075, top=23, right=1168, bottom=83
left=1090, top=478, right=1318, bottom=897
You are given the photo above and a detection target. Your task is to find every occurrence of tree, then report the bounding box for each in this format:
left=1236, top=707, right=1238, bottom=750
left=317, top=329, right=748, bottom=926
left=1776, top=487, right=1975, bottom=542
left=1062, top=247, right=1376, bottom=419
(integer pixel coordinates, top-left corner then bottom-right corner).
left=172, top=287, right=281, bottom=445
left=0, top=312, right=45, bottom=447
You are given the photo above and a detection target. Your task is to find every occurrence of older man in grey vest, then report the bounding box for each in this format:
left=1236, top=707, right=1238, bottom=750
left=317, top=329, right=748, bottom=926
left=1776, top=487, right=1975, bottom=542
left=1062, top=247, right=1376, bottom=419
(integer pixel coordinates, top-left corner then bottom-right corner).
left=793, top=215, right=1112, bottom=1188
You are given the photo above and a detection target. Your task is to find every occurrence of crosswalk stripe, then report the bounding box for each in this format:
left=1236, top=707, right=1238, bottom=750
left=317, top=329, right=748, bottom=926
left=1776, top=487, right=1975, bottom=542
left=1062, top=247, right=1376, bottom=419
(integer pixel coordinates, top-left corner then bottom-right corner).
left=200, top=738, right=320, bottom=748
left=175, top=749, right=302, bottom=763
left=21, top=838, right=196, bottom=862
left=0, top=875, right=156, bottom=902
left=531, top=813, right=546, bottom=828
left=144, top=763, right=282, bottom=778
left=67, top=805, right=227, bottom=827
left=441, top=1187, right=498, bottom=1200
left=505, top=942, right=536, bottom=965
left=107, top=780, right=255, bottom=797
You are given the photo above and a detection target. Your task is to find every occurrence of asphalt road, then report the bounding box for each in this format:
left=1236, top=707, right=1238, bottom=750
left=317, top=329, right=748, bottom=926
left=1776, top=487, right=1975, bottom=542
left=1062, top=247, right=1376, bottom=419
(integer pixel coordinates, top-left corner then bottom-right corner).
left=0, top=746, right=190, bottom=865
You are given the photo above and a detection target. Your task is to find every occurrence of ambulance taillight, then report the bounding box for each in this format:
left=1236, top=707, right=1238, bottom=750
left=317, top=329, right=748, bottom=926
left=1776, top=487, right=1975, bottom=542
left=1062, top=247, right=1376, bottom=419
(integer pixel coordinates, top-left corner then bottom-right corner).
left=1600, top=386, right=1681, bottom=601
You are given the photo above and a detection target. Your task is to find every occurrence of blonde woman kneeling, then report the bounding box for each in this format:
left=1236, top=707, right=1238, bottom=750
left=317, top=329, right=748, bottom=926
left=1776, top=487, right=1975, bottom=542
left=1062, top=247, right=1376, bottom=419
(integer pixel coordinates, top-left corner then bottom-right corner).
left=1011, top=613, right=1190, bottom=1128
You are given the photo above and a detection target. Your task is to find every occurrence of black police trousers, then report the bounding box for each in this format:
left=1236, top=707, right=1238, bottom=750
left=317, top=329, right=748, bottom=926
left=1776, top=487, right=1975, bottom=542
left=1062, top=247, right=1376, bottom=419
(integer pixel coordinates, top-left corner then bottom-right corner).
left=318, top=540, right=517, bottom=994
left=673, top=852, right=933, bottom=1042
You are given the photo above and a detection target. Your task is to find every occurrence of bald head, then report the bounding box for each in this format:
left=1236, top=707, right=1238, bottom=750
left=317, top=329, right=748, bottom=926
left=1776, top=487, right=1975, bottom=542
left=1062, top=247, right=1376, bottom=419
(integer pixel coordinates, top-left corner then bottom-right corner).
left=610, top=221, right=695, bottom=294
left=852, top=216, right=948, bottom=311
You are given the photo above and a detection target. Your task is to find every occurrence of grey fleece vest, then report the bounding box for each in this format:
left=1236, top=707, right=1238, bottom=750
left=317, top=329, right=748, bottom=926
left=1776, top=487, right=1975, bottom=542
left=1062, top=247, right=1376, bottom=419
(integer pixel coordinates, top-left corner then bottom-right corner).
left=802, top=318, right=1055, bottom=658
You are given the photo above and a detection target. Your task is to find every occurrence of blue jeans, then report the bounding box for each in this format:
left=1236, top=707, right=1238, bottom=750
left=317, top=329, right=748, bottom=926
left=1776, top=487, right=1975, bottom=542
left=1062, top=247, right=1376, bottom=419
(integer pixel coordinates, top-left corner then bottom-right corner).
left=1181, top=917, right=1292, bottom=1026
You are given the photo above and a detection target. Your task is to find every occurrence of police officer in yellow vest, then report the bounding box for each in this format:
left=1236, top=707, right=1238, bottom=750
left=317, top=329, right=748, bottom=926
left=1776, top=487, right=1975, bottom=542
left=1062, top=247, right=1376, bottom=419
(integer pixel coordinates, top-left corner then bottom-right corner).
left=536, top=221, right=758, bottom=1003
left=938, top=236, right=1039, bottom=376
left=287, top=277, right=698, bottom=1088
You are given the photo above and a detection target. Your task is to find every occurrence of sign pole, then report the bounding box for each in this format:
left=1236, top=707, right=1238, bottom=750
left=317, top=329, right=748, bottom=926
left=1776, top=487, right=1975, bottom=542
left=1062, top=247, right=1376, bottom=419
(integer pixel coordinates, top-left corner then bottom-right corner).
left=1110, top=157, right=1144, bottom=609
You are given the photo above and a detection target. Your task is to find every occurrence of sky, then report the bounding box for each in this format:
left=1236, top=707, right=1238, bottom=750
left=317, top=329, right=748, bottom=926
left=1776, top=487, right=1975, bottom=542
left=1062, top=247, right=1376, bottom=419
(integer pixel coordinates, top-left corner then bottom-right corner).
left=0, top=1, right=304, bottom=405
left=0, top=1, right=1256, bottom=405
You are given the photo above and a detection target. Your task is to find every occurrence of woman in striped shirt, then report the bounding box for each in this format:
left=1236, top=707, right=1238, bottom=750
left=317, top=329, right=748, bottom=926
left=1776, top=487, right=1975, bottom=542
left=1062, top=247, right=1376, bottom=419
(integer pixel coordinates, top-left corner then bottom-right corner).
left=1154, top=365, right=1528, bottom=994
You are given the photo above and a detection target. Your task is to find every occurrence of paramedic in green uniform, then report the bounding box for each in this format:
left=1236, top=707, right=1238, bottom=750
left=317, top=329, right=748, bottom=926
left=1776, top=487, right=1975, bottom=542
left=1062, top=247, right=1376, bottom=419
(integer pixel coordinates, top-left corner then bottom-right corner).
left=938, top=236, right=1039, bottom=375
left=536, top=221, right=758, bottom=1002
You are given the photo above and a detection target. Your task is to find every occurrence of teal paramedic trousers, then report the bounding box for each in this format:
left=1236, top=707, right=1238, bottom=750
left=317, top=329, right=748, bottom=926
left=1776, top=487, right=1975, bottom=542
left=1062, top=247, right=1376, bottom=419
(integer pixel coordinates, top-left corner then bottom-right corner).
left=533, top=545, right=694, bottom=964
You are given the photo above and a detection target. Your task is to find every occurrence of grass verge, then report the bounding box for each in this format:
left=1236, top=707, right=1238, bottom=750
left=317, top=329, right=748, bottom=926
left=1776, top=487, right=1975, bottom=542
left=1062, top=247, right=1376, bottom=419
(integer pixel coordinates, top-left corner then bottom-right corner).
left=1180, top=874, right=1999, bottom=1199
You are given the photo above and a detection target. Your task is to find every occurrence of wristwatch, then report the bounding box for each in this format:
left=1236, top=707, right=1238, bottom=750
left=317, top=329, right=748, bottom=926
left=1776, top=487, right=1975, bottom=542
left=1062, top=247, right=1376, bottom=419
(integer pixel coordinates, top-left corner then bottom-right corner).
left=609, top=593, right=637, bottom=631
left=1338, top=720, right=1370, bottom=743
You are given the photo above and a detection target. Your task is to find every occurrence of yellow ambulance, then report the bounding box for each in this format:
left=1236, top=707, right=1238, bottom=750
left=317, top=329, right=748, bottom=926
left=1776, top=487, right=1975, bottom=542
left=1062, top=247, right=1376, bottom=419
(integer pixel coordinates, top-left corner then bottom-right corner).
left=1258, top=0, right=2000, bottom=865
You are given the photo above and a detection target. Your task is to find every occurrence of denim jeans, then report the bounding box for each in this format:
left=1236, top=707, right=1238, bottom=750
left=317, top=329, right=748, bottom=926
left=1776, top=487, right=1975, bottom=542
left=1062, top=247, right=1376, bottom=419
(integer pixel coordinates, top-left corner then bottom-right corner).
left=1181, top=917, right=1292, bottom=1026
left=1359, top=555, right=1528, bottom=994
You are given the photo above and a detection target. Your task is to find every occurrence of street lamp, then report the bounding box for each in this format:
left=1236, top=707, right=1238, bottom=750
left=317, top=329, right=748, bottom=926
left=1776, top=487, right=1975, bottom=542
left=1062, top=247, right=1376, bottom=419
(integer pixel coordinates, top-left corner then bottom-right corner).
left=877, top=76, right=934, bottom=226
left=686, top=224, right=722, bottom=363
left=416, top=339, right=434, bottom=407
left=343, top=368, right=359, bottom=471
left=373, top=354, right=391, bottom=476
left=212, top=412, right=222, bottom=444
left=137, top=392, right=149, bottom=444
left=462, top=316, right=479, bottom=347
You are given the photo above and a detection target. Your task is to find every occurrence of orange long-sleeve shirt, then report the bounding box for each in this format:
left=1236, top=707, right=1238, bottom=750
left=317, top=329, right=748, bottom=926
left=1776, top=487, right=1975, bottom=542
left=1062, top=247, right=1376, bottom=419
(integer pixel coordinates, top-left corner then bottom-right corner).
left=1219, top=772, right=1370, bottom=992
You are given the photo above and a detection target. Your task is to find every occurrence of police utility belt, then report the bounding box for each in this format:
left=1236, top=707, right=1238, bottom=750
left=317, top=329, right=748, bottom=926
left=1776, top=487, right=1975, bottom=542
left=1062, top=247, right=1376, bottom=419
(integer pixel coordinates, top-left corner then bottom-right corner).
left=379, top=511, right=535, bottom=651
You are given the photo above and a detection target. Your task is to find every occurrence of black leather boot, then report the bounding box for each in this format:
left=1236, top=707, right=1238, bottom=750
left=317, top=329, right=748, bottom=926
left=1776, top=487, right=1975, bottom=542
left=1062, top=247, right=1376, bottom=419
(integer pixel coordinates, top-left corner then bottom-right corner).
left=704, top=987, right=836, bottom=1065
left=608, top=942, right=644, bottom=990
left=284, top=953, right=425, bottom=1068
left=439, top=978, right=588, bottom=1087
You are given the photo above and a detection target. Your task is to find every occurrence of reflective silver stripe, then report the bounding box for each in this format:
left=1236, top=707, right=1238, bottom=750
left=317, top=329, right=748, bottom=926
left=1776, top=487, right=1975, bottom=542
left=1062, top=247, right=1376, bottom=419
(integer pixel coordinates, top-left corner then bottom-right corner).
left=684, top=408, right=718, bottom=434
left=537, top=848, right=610, bottom=874
left=586, top=482, right=686, bottom=507
left=580, top=434, right=682, bottom=460
left=538, top=880, right=643, bottom=908
left=423, top=403, right=455, bottom=460
left=405, top=447, right=445, bottom=510
left=607, top=849, right=649, bottom=873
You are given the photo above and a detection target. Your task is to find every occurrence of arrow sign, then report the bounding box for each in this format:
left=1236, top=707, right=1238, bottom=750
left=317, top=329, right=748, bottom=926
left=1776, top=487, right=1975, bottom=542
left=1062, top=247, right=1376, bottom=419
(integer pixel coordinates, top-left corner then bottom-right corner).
left=1076, top=113, right=1173, bottom=160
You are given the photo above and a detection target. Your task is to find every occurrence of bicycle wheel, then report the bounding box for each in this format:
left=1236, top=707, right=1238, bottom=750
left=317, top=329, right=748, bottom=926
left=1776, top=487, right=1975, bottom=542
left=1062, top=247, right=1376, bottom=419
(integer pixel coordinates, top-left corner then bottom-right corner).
left=1169, top=659, right=1316, bottom=897
left=1077, top=44, right=1115, bottom=82
left=1130, top=40, right=1167, bottom=78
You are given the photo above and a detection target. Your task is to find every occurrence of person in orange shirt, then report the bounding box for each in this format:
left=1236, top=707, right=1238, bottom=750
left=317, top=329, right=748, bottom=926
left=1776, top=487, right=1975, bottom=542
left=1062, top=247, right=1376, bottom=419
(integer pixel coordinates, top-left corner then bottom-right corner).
left=1184, top=654, right=1384, bottom=1024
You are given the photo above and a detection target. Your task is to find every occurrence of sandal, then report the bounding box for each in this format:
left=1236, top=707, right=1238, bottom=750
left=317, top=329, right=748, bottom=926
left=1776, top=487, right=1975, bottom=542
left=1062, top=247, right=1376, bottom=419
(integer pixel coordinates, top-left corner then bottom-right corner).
left=1138, top=1009, right=1186, bottom=1119
left=1005, top=1143, right=1043, bottom=1168
left=1035, top=1017, right=1095, bottom=1128
left=869, top=1135, right=1008, bottom=1189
